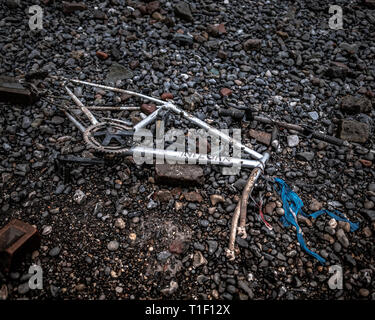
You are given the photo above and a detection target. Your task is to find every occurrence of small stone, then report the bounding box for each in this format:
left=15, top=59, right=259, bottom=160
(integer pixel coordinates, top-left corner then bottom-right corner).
left=157, top=251, right=171, bottom=261
left=42, top=225, right=52, bottom=236
left=309, top=199, right=323, bottom=212
left=155, top=164, right=204, bottom=185
left=217, top=50, right=227, bottom=59
left=175, top=201, right=184, bottom=211
left=5, top=0, right=20, bottom=8
left=339, top=120, right=369, bottom=143
left=287, top=135, right=299, bottom=147
left=265, top=202, right=276, bottom=215
left=161, top=280, right=179, bottom=296
left=359, top=288, right=370, bottom=297
left=141, top=104, right=157, bottom=115
left=115, top=286, right=123, bottom=294
left=73, top=189, right=86, bottom=204
left=184, top=191, right=203, bottom=203
left=276, top=30, right=288, bottom=39
left=147, top=199, right=158, bottom=209
left=363, top=226, right=372, bottom=237
left=62, top=1, right=87, bottom=14
left=107, top=241, right=119, bottom=251
left=129, top=60, right=140, bottom=70
left=210, top=194, right=225, bottom=206
left=96, top=51, right=109, bottom=60
left=238, top=280, right=254, bottom=299
left=359, top=159, right=372, bottom=167
left=114, top=218, right=126, bottom=229
left=200, top=219, right=209, bottom=228
left=326, top=61, right=351, bottom=79
left=161, top=92, right=173, bottom=100
left=243, top=39, right=262, bottom=51
left=336, top=229, right=350, bottom=248
left=207, top=240, right=218, bottom=255
left=340, top=95, right=372, bottom=114
left=174, top=1, right=193, bottom=21
left=129, top=233, right=137, bottom=241
left=17, top=283, right=30, bottom=295
left=207, top=23, right=226, bottom=37
left=49, top=246, right=61, bottom=257
left=220, top=88, right=232, bottom=97
left=0, top=285, right=8, bottom=300
left=169, top=239, right=188, bottom=255
left=328, top=218, right=337, bottom=229
left=297, top=152, right=315, bottom=161
left=308, top=111, right=319, bottom=120
left=156, top=190, right=173, bottom=202
left=193, top=251, right=207, bottom=268
left=75, top=284, right=85, bottom=292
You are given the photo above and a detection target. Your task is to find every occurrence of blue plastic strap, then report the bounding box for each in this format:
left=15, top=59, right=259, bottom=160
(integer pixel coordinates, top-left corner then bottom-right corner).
left=273, top=178, right=359, bottom=265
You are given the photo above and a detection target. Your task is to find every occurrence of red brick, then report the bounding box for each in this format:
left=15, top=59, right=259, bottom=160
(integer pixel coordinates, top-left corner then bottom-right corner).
left=161, top=92, right=173, bottom=100
left=96, top=51, right=109, bottom=60
left=220, top=88, right=232, bottom=97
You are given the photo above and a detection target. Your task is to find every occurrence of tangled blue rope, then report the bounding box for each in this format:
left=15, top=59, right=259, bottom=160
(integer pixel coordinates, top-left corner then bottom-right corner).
left=273, top=178, right=359, bottom=265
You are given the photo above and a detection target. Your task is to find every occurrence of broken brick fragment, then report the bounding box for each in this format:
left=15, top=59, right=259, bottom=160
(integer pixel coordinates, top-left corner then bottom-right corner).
left=96, top=51, right=109, bottom=60
left=220, top=88, right=232, bottom=97
left=62, top=1, right=87, bottom=14
left=141, top=103, right=157, bottom=115
left=129, top=60, right=140, bottom=70
left=169, top=239, right=188, bottom=255
left=243, top=38, right=262, bottom=51
left=146, top=1, right=160, bottom=14
left=207, top=23, right=226, bottom=37
left=338, top=119, right=369, bottom=143
left=359, top=159, right=372, bottom=167
left=249, top=129, right=271, bottom=146
left=183, top=191, right=203, bottom=203
left=155, top=189, right=173, bottom=202
left=161, top=92, right=173, bottom=100
left=155, top=164, right=204, bottom=186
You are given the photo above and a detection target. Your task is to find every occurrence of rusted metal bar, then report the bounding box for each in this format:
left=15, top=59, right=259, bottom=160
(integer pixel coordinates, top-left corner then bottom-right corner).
left=54, top=76, right=166, bottom=105
left=237, top=167, right=263, bottom=238
left=254, top=115, right=349, bottom=147
left=63, top=110, right=86, bottom=133
left=86, top=106, right=140, bottom=111
left=226, top=201, right=241, bottom=261
left=64, top=86, right=99, bottom=125
left=271, top=125, right=279, bottom=150
left=227, top=152, right=269, bottom=259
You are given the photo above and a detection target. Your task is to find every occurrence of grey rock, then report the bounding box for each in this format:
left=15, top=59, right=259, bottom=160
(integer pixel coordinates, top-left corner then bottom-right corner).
left=207, top=240, right=218, bottom=255
left=107, top=241, right=119, bottom=251
left=17, top=283, right=30, bottom=295
left=157, top=251, right=172, bottom=261
left=49, top=247, right=61, bottom=257
left=336, top=229, right=350, bottom=248
left=174, top=2, right=193, bottom=21
left=287, top=135, right=299, bottom=147
left=297, top=152, right=314, bottom=161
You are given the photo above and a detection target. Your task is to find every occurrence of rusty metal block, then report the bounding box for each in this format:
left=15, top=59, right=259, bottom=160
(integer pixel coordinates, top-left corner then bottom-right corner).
left=0, top=219, right=40, bottom=273
left=249, top=129, right=271, bottom=146
left=0, top=76, right=37, bottom=105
